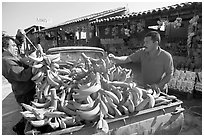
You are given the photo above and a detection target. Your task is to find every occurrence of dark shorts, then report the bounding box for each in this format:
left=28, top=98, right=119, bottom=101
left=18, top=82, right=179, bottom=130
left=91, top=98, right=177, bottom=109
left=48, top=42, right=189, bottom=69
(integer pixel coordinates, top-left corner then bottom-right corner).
left=15, top=88, right=36, bottom=106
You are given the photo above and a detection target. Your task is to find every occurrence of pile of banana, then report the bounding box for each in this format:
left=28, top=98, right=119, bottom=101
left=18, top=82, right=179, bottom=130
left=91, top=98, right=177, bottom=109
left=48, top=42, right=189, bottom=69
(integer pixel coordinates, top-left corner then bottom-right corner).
left=22, top=51, right=177, bottom=134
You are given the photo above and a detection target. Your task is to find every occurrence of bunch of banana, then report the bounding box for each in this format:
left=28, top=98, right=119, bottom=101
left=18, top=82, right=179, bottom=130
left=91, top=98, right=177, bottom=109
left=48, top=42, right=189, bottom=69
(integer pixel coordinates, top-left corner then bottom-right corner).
left=21, top=89, right=78, bottom=129
left=24, top=51, right=178, bottom=134
left=76, top=98, right=101, bottom=121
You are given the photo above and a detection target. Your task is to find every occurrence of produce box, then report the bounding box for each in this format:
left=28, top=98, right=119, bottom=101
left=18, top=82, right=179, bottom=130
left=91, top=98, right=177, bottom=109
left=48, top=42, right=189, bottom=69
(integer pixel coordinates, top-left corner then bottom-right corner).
left=23, top=46, right=184, bottom=135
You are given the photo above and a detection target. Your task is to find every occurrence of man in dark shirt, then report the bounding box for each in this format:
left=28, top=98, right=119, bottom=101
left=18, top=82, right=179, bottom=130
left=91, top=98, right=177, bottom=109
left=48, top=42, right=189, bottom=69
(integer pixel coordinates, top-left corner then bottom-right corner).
left=2, top=36, right=36, bottom=134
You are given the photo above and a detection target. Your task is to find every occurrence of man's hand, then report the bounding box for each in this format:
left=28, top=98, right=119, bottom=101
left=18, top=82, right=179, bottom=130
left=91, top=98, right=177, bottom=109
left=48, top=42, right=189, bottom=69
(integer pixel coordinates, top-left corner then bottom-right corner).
left=20, top=56, right=33, bottom=67
left=108, top=53, right=115, bottom=61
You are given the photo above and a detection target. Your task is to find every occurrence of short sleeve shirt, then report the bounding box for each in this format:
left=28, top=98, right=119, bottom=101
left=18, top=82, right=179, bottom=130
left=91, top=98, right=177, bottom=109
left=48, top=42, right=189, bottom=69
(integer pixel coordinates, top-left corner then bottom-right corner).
left=129, top=47, right=174, bottom=88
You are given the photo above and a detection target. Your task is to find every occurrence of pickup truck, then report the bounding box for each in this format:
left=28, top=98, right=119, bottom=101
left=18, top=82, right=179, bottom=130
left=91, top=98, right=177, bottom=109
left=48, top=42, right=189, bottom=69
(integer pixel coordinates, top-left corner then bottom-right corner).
left=25, top=46, right=185, bottom=135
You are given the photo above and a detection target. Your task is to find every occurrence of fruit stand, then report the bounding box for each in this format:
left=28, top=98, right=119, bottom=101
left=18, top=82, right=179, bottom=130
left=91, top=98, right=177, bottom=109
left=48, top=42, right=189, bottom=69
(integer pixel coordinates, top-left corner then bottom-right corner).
left=22, top=47, right=185, bottom=135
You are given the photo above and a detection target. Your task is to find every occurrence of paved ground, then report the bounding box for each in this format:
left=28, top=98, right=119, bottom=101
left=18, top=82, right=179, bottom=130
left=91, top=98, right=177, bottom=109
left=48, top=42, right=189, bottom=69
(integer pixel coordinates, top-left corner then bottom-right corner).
left=1, top=63, right=202, bottom=135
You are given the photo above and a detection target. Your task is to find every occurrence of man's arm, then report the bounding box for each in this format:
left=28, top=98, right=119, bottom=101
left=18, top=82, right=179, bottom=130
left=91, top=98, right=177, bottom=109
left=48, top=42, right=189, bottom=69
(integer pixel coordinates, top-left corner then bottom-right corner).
left=156, top=53, right=174, bottom=90
left=3, top=58, right=33, bottom=82
left=157, top=74, right=173, bottom=89
left=108, top=54, right=132, bottom=64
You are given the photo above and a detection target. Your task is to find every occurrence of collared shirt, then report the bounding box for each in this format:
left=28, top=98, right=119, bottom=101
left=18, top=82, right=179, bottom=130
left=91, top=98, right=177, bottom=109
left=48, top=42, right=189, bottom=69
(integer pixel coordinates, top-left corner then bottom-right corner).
left=129, top=47, right=174, bottom=89
left=2, top=51, right=35, bottom=95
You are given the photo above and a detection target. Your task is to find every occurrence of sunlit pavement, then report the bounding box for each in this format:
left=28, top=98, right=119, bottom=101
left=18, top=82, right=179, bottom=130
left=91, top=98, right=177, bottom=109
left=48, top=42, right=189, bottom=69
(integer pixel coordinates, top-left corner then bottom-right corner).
left=2, top=76, right=21, bottom=135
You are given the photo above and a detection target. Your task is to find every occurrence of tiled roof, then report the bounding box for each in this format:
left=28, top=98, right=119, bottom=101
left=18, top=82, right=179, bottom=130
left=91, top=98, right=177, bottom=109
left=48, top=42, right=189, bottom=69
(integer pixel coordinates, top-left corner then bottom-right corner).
left=91, top=2, right=201, bottom=24
left=42, top=7, right=127, bottom=31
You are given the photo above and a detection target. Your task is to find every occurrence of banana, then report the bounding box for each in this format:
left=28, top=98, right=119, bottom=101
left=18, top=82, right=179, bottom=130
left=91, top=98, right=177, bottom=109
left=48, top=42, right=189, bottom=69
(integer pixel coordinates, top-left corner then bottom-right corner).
left=121, top=105, right=129, bottom=115
left=61, top=116, right=76, bottom=127
left=31, top=108, right=45, bottom=120
left=100, top=89, right=119, bottom=105
left=31, top=70, right=43, bottom=81
left=100, top=58, right=107, bottom=73
left=46, top=53, right=60, bottom=62
left=105, top=94, right=118, bottom=108
left=165, top=95, right=177, bottom=100
left=77, top=100, right=100, bottom=121
left=50, top=70, right=62, bottom=83
left=61, top=105, right=77, bottom=116
left=154, top=96, right=166, bottom=104
left=32, top=67, right=38, bottom=75
left=44, top=56, right=51, bottom=66
left=147, top=94, right=155, bottom=108
left=47, top=70, right=60, bottom=87
left=34, top=71, right=45, bottom=84
left=117, top=70, right=127, bottom=82
left=110, top=86, right=123, bottom=102
left=77, top=82, right=101, bottom=95
left=108, top=81, right=132, bottom=89
left=79, top=72, right=101, bottom=94
left=103, top=73, right=110, bottom=82
left=78, top=82, right=92, bottom=90
left=32, top=62, right=44, bottom=69
left=106, top=113, right=115, bottom=119
left=104, top=55, right=112, bottom=69
left=112, top=106, right=122, bottom=117
left=43, top=84, right=50, bottom=97
left=100, top=78, right=123, bottom=102
left=21, top=103, right=37, bottom=112
left=151, top=89, right=160, bottom=99
left=31, top=100, right=51, bottom=108
left=113, top=67, right=120, bottom=81
left=58, top=75, right=72, bottom=81
left=109, top=68, right=115, bottom=81
left=20, top=111, right=36, bottom=121
left=123, top=92, right=135, bottom=113
left=44, top=111, right=66, bottom=118
left=57, top=117, right=66, bottom=129
left=72, top=92, right=90, bottom=100
left=65, top=101, right=76, bottom=111
left=51, top=56, right=60, bottom=63
left=123, top=90, right=133, bottom=106
left=132, top=87, right=143, bottom=99
left=39, top=80, right=48, bottom=92
left=30, top=118, right=51, bottom=127
left=57, top=68, right=71, bottom=75
left=49, top=88, right=58, bottom=110
left=59, top=90, right=66, bottom=107
left=117, top=105, right=127, bottom=115
left=128, top=98, right=135, bottom=113
left=154, top=99, right=172, bottom=107
left=101, top=94, right=115, bottom=116
left=36, top=89, right=44, bottom=103
left=72, top=98, right=95, bottom=111
left=137, top=87, right=151, bottom=98
left=135, top=97, right=149, bottom=111
left=51, top=62, right=60, bottom=69
left=130, top=89, right=140, bottom=107
left=28, top=55, right=43, bottom=63
left=100, top=95, right=109, bottom=116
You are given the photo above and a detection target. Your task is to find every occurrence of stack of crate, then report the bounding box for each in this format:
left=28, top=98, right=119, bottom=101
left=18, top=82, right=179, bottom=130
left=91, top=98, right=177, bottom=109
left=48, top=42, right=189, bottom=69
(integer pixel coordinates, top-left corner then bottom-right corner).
left=168, top=69, right=196, bottom=99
